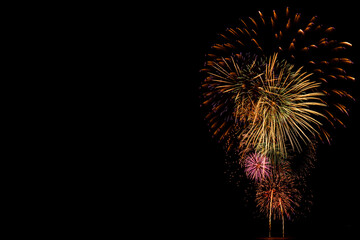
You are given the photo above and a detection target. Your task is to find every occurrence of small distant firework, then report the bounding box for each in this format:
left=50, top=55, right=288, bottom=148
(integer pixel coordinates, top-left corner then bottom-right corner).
left=255, top=173, right=301, bottom=220
left=255, top=173, right=301, bottom=237
left=244, top=152, right=271, bottom=182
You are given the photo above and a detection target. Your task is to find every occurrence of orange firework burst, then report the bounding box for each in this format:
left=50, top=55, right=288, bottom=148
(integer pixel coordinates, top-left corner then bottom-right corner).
left=256, top=173, right=301, bottom=220
left=201, top=7, right=355, bottom=156
left=255, top=172, right=301, bottom=237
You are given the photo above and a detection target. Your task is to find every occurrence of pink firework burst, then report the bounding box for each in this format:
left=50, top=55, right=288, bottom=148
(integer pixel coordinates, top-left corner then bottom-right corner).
left=244, top=152, right=271, bottom=182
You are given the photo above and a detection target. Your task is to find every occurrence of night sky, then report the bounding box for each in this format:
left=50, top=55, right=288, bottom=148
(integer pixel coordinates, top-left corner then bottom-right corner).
left=156, top=1, right=360, bottom=239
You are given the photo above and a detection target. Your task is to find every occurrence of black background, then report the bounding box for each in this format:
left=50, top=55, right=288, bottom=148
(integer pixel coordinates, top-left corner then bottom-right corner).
left=13, top=1, right=360, bottom=238
left=151, top=1, right=360, bottom=239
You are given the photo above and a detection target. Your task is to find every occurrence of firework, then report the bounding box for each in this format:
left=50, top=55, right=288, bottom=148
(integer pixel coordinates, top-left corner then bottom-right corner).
left=255, top=172, right=301, bottom=237
left=200, top=7, right=354, bottom=237
left=202, top=52, right=326, bottom=159
left=201, top=7, right=354, bottom=155
left=244, top=54, right=326, bottom=158
left=244, top=152, right=271, bottom=182
left=256, top=173, right=300, bottom=220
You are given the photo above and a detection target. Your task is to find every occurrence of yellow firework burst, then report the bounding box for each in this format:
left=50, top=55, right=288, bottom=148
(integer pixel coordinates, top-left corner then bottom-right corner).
left=202, top=52, right=327, bottom=159
left=201, top=7, right=355, bottom=156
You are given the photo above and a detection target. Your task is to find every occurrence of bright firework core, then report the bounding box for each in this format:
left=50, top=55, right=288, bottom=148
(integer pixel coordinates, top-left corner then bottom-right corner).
left=245, top=152, right=271, bottom=182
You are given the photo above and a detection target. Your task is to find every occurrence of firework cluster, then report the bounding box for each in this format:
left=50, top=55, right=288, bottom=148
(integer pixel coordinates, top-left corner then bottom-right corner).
left=200, top=7, right=354, bottom=237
